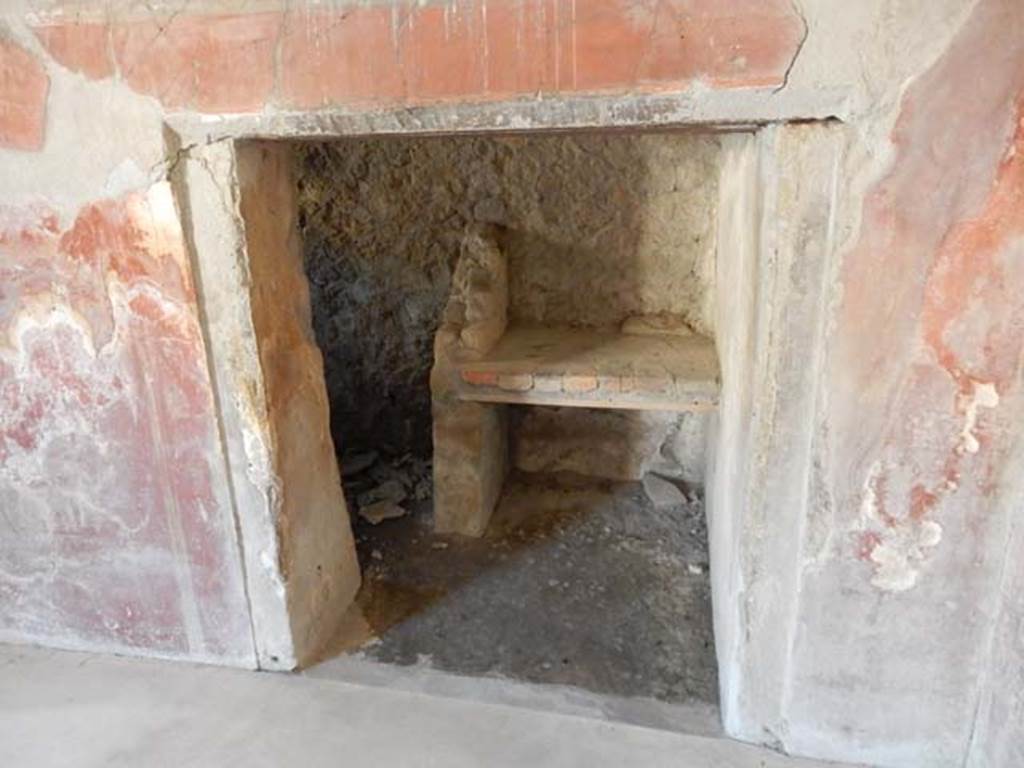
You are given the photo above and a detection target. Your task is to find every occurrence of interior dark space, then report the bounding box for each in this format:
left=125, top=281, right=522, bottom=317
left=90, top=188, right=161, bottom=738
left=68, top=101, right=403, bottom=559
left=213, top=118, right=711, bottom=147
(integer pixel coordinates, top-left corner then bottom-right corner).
left=294, top=131, right=720, bottom=711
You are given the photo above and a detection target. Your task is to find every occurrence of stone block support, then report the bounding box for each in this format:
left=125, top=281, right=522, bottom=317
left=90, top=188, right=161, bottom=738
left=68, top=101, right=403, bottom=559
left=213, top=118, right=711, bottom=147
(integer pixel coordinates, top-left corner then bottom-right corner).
left=431, top=227, right=509, bottom=536
left=176, top=139, right=360, bottom=669
left=432, top=399, right=508, bottom=537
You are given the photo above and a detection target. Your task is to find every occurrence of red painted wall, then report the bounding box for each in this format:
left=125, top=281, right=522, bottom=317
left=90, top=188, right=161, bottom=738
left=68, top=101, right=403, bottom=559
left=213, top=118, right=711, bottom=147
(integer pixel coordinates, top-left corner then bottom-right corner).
left=0, top=37, right=47, bottom=150
left=0, top=0, right=804, bottom=663
left=0, top=185, right=253, bottom=661
left=781, top=0, right=1024, bottom=759
left=28, top=0, right=802, bottom=113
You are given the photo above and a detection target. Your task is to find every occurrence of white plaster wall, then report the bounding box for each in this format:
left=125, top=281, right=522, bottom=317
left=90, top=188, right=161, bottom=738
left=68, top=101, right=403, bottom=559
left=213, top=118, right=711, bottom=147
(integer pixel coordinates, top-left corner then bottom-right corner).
left=174, top=141, right=296, bottom=668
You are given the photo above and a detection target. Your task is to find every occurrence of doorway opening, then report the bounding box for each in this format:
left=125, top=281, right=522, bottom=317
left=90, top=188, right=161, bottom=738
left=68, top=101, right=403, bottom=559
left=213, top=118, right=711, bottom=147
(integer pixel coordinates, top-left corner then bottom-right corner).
left=292, top=131, right=722, bottom=717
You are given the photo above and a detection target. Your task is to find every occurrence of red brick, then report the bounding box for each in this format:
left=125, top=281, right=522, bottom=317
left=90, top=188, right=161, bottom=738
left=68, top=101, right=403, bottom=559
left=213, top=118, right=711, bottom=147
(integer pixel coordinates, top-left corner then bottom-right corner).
left=461, top=369, right=499, bottom=387
left=0, top=39, right=49, bottom=151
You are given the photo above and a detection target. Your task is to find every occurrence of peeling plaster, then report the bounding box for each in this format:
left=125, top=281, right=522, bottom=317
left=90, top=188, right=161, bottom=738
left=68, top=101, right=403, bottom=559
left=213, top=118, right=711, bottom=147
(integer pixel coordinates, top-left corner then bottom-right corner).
left=957, top=380, right=999, bottom=455
left=854, top=461, right=944, bottom=593
left=0, top=185, right=253, bottom=662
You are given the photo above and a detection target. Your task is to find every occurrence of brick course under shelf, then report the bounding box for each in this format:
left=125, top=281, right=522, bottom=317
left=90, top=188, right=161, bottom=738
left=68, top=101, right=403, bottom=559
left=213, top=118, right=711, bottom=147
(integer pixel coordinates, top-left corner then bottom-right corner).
left=454, top=325, right=719, bottom=412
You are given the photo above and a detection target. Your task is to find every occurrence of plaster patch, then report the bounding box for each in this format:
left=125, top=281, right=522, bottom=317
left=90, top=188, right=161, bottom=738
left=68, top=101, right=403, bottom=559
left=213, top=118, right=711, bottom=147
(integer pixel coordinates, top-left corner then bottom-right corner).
left=957, top=380, right=999, bottom=455
left=259, top=549, right=287, bottom=600
left=854, top=461, right=944, bottom=593
left=6, top=293, right=100, bottom=363
left=103, top=158, right=149, bottom=198
left=867, top=520, right=943, bottom=593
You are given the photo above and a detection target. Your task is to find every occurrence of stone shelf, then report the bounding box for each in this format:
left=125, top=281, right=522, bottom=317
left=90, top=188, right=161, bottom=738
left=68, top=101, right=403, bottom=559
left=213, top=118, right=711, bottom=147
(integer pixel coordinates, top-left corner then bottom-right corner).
left=453, top=325, right=719, bottom=412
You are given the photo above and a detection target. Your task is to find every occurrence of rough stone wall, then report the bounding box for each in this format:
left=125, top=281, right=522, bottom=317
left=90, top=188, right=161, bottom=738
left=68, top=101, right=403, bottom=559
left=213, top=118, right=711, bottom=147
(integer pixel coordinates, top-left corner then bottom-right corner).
left=296, top=133, right=718, bottom=471
left=512, top=406, right=706, bottom=486
left=297, top=139, right=456, bottom=459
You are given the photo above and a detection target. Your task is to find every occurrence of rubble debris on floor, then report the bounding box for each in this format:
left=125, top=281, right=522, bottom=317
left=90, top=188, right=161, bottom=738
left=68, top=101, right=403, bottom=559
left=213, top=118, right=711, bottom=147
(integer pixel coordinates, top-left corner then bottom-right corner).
left=343, top=450, right=433, bottom=525
left=642, top=472, right=691, bottom=509
left=333, top=471, right=717, bottom=706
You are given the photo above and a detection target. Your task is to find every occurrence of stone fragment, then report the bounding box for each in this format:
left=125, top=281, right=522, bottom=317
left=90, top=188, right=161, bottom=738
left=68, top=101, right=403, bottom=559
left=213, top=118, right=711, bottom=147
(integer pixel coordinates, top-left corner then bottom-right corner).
left=341, top=451, right=378, bottom=477
left=453, top=228, right=507, bottom=355
left=647, top=413, right=708, bottom=486
left=357, top=479, right=407, bottom=508
left=369, top=461, right=402, bottom=484
left=358, top=501, right=407, bottom=525
left=413, top=475, right=432, bottom=501
left=642, top=473, right=687, bottom=509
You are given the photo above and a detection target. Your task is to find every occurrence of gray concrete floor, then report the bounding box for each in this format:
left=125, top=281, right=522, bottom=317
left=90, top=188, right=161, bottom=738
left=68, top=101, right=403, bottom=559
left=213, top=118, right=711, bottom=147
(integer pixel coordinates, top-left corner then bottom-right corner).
left=331, top=471, right=717, bottom=711
left=0, top=644, right=864, bottom=767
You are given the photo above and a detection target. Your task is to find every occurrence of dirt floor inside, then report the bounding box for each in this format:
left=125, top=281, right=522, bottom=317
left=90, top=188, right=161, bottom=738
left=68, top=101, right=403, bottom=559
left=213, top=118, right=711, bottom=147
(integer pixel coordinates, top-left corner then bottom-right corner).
left=326, top=470, right=718, bottom=707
